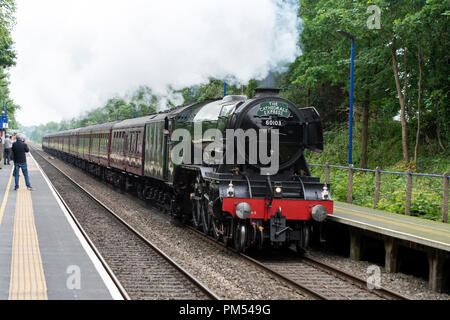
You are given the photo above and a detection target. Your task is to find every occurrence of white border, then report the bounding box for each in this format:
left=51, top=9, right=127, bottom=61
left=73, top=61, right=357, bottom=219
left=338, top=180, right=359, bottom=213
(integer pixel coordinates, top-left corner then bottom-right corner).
left=28, top=153, right=124, bottom=300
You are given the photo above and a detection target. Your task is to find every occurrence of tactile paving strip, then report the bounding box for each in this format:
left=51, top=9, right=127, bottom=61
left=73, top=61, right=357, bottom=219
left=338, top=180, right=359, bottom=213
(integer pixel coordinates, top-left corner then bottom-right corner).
left=9, top=174, right=47, bottom=300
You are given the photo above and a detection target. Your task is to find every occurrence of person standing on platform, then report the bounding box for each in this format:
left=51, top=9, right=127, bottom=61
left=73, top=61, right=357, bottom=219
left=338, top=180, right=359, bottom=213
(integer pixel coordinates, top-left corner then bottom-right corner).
left=11, top=133, right=32, bottom=190
left=4, top=135, right=12, bottom=165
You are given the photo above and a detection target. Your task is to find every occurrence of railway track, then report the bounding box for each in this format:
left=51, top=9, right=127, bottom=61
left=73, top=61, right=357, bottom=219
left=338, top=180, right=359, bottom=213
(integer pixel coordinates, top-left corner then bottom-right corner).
left=33, top=146, right=408, bottom=300
left=32, top=148, right=220, bottom=300
left=250, top=252, right=409, bottom=300
left=187, top=226, right=409, bottom=300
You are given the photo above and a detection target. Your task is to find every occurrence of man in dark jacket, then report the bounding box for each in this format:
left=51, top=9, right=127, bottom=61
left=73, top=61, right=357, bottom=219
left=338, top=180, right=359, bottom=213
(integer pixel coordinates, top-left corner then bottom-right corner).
left=11, top=133, right=32, bottom=190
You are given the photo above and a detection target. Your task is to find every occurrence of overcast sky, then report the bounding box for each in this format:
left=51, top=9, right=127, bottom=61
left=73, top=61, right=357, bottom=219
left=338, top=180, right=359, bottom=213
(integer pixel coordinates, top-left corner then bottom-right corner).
left=9, top=0, right=301, bottom=127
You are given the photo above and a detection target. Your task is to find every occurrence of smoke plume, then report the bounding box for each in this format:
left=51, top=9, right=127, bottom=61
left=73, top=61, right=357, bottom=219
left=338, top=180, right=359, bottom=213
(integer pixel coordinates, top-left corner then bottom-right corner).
left=10, top=0, right=301, bottom=125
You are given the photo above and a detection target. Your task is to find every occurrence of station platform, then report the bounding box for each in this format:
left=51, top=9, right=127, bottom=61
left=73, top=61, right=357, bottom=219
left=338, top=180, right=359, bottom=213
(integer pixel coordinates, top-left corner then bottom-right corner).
left=328, top=201, right=450, bottom=292
left=330, top=201, right=450, bottom=252
left=0, top=153, right=122, bottom=300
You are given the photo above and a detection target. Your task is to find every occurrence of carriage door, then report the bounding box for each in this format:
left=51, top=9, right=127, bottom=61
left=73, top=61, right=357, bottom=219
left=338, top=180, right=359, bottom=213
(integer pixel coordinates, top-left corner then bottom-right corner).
left=163, top=117, right=169, bottom=180
left=123, top=131, right=128, bottom=170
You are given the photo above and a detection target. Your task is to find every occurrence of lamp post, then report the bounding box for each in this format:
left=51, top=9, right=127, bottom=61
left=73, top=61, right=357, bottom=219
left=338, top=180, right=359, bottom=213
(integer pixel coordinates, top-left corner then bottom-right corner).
left=338, top=30, right=355, bottom=165
left=1, top=97, right=5, bottom=140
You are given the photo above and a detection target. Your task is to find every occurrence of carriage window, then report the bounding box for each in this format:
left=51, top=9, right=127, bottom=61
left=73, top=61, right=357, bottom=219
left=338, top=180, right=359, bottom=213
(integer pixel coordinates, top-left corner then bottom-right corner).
left=193, top=100, right=222, bottom=121
left=130, top=132, right=134, bottom=153
left=135, top=132, right=140, bottom=154
left=219, top=104, right=235, bottom=117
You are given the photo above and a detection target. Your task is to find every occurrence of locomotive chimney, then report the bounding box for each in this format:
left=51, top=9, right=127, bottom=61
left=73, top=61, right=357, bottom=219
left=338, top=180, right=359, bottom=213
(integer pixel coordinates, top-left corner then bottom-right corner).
left=254, top=87, right=281, bottom=98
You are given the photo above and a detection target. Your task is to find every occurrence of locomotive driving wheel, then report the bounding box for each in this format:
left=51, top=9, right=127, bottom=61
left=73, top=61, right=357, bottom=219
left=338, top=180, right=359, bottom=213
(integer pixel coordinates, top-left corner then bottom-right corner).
left=212, top=217, right=233, bottom=247
left=199, top=197, right=211, bottom=234
left=191, top=175, right=203, bottom=229
left=295, top=223, right=311, bottom=255
left=234, top=221, right=247, bottom=253
left=211, top=216, right=221, bottom=241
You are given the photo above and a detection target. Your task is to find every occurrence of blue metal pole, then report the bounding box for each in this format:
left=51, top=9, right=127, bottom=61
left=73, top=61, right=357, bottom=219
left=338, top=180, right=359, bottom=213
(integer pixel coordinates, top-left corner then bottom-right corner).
left=348, top=40, right=355, bottom=165
left=1, top=98, right=4, bottom=135
left=116, top=111, right=119, bottom=120
left=4, top=102, right=7, bottom=133
left=223, top=81, right=226, bottom=97
left=189, top=88, right=192, bottom=103
left=268, top=71, right=272, bottom=87
left=1, top=100, right=3, bottom=137
left=136, top=104, right=139, bottom=117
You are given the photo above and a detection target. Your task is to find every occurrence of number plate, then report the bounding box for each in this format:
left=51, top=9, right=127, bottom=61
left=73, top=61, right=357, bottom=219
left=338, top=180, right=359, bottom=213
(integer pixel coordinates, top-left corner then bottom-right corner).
left=263, top=119, right=285, bottom=127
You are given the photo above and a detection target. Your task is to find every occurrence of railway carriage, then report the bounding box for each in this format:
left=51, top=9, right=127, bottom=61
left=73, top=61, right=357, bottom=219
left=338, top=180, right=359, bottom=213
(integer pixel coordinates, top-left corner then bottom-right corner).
left=43, top=87, right=333, bottom=253
left=110, top=117, right=147, bottom=175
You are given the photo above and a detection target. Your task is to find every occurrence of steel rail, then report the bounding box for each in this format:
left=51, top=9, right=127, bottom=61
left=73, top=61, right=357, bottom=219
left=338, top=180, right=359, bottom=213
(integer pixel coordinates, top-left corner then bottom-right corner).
left=188, top=225, right=409, bottom=300
left=302, top=254, right=409, bottom=300
left=186, top=226, right=327, bottom=300
left=32, top=148, right=221, bottom=301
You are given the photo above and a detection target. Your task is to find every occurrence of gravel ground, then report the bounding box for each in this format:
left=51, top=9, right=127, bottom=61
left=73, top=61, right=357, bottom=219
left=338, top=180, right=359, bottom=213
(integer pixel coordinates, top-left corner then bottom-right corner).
left=307, top=249, right=450, bottom=300
left=32, top=147, right=449, bottom=300
left=33, top=149, right=308, bottom=300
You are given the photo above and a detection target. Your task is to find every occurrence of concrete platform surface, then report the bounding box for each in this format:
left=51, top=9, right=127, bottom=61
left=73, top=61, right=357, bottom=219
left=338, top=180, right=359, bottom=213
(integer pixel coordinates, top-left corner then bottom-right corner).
left=331, top=201, right=450, bottom=252
left=0, top=153, right=123, bottom=300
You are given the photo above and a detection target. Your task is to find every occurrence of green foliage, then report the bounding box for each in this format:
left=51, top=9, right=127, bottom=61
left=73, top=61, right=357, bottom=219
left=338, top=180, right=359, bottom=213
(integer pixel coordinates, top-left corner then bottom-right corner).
left=281, top=0, right=449, bottom=163
left=0, top=0, right=16, bottom=69
left=307, top=118, right=449, bottom=222
left=307, top=117, right=449, bottom=171
left=0, top=0, right=19, bottom=130
left=310, top=165, right=446, bottom=222
left=181, top=78, right=248, bottom=104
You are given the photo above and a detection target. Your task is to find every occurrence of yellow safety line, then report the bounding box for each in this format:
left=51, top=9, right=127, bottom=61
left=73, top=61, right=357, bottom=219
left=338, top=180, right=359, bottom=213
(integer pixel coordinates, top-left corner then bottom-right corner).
left=9, top=174, right=48, bottom=300
left=334, top=207, right=450, bottom=239
left=0, top=165, right=14, bottom=226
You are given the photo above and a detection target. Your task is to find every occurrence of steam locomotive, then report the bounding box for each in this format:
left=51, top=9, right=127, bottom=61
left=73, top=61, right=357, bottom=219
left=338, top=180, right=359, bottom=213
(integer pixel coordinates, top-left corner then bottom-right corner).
left=42, top=87, right=333, bottom=252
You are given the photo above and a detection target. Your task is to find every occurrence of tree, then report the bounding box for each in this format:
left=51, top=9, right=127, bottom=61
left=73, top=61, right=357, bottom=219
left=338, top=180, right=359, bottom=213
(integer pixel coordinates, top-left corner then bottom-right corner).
left=181, top=78, right=244, bottom=104
left=286, top=0, right=394, bottom=167
left=0, top=0, right=16, bottom=69
left=285, top=0, right=449, bottom=168
left=0, top=0, right=19, bottom=130
left=392, top=0, right=450, bottom=167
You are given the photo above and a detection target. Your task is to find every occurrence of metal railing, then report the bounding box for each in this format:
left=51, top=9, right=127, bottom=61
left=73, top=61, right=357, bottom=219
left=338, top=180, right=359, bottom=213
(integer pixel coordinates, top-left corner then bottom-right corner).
left=310, top=163, right=449, bottom=223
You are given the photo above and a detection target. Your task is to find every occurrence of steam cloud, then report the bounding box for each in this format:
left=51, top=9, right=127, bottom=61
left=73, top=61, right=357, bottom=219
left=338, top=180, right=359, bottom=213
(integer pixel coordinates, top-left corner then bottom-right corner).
left=10, top=0, right=301, bottom=125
